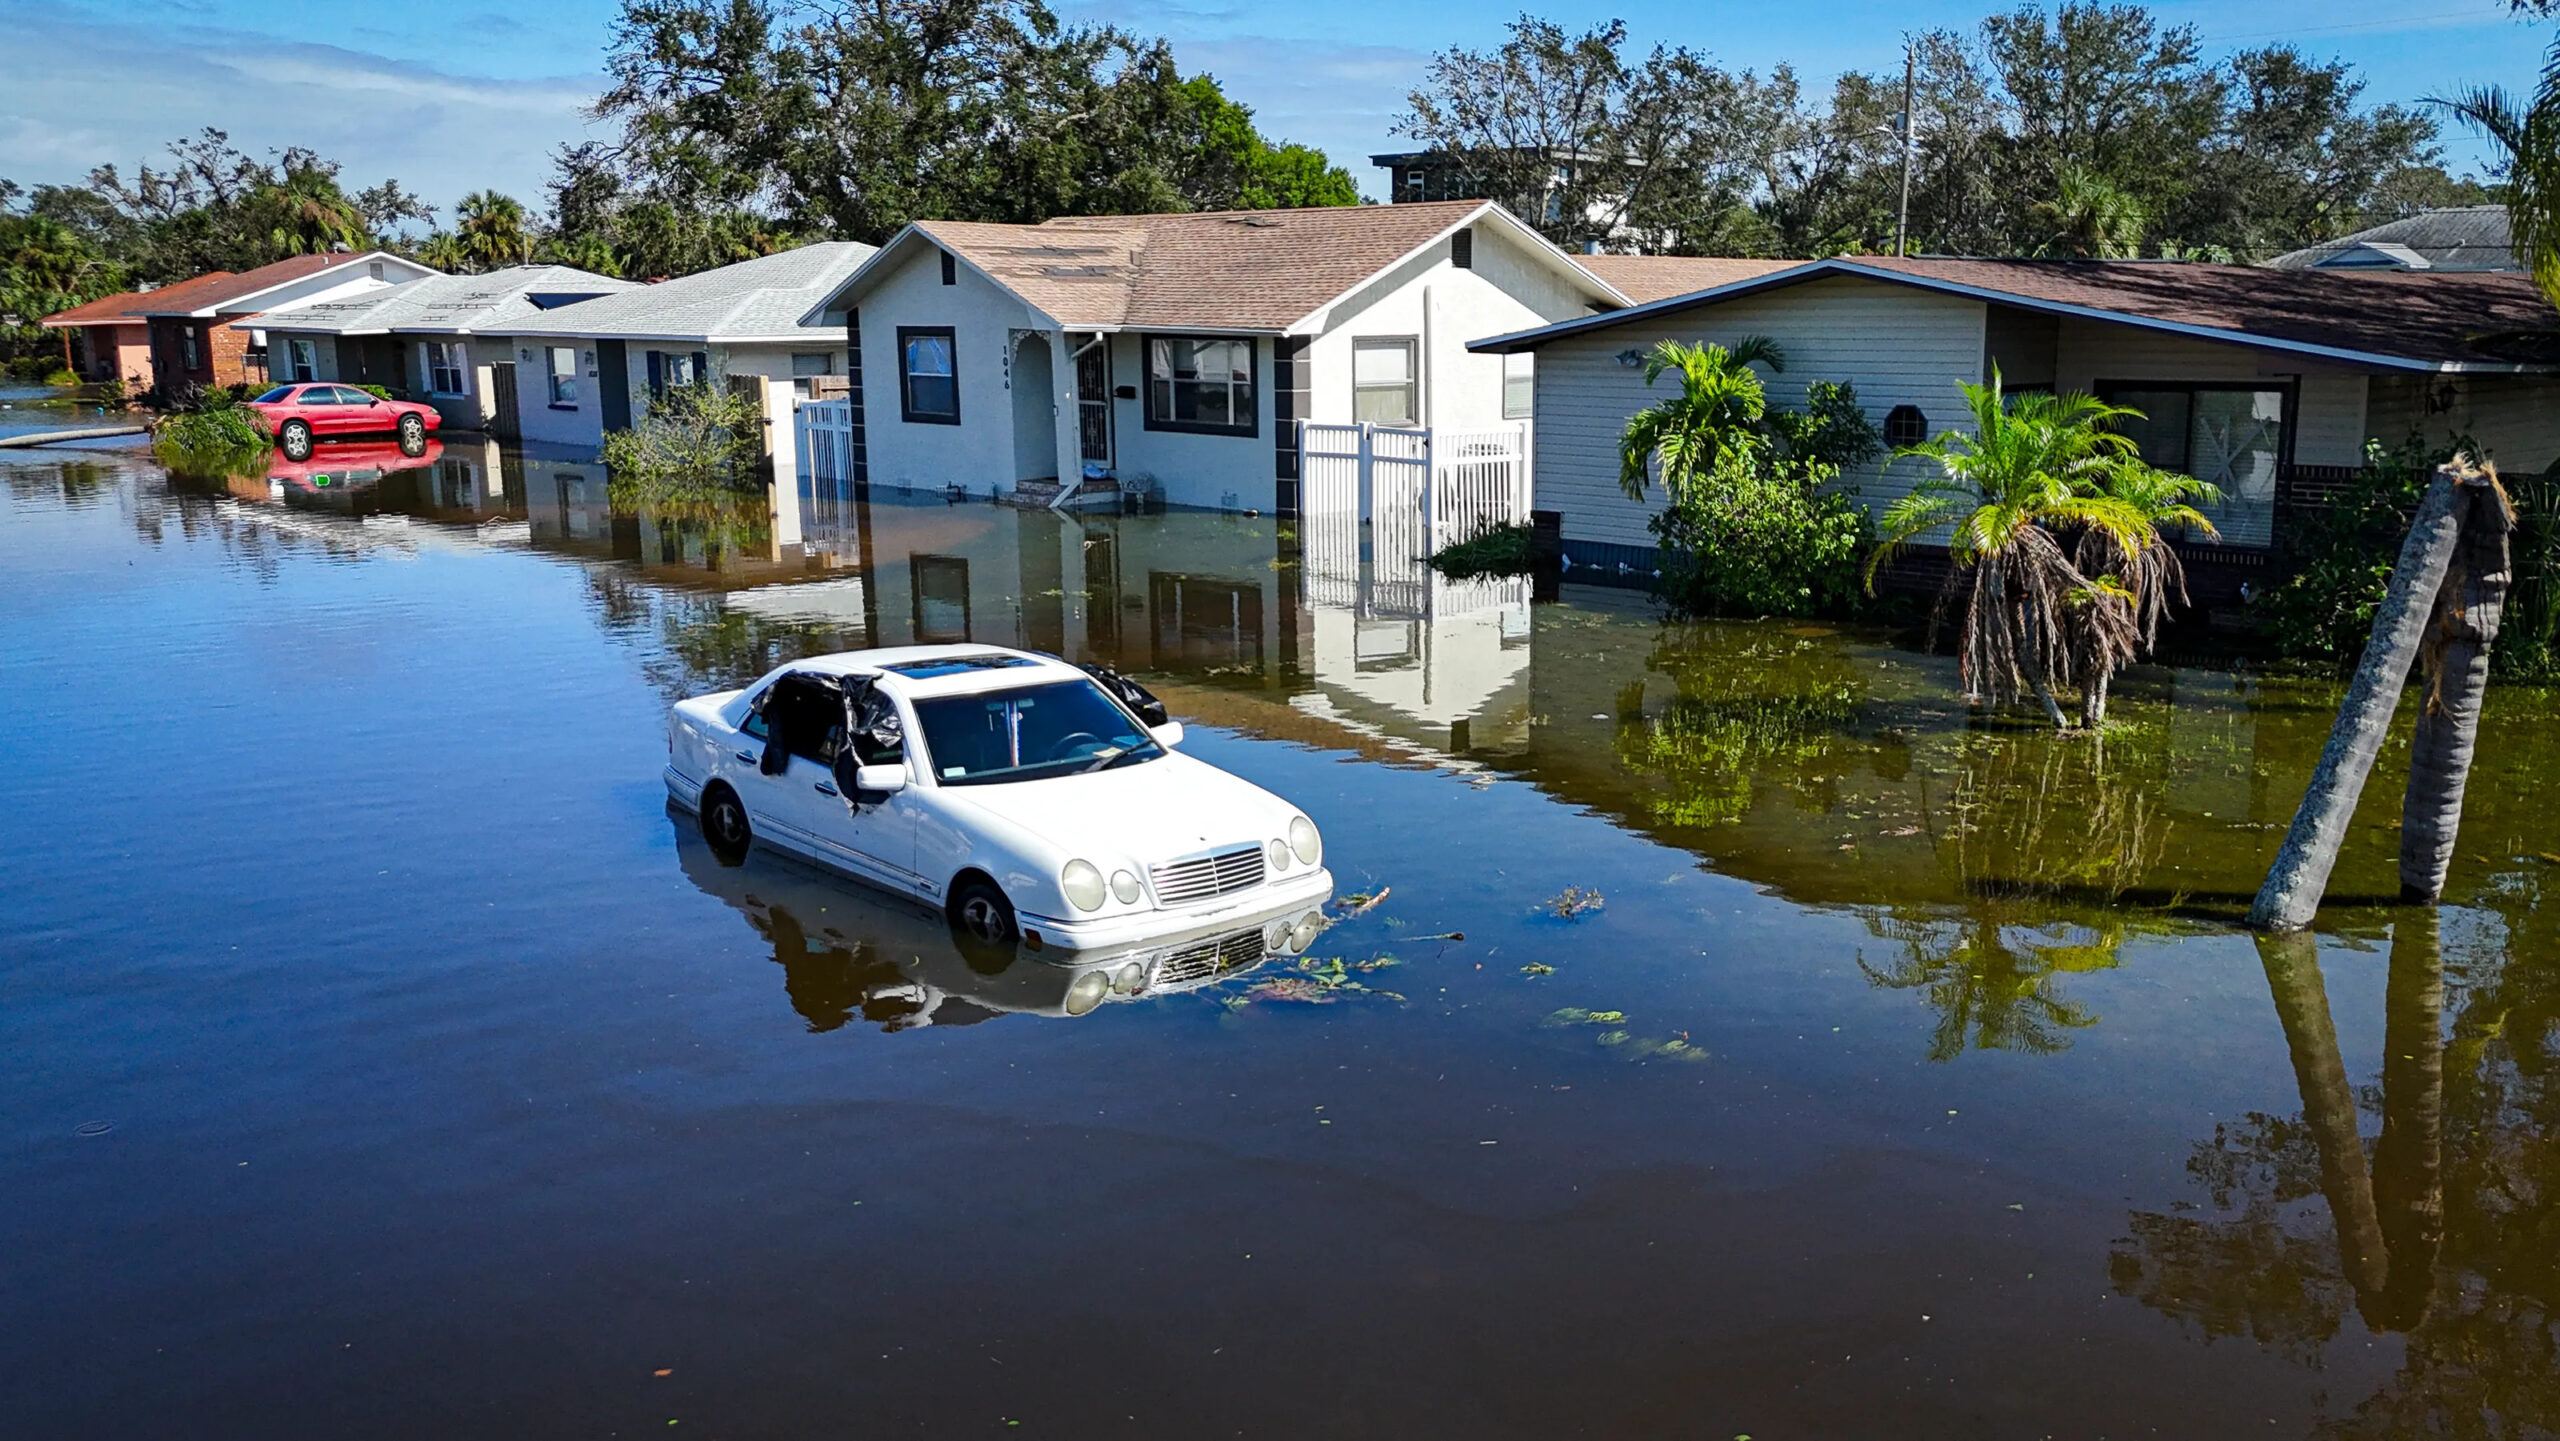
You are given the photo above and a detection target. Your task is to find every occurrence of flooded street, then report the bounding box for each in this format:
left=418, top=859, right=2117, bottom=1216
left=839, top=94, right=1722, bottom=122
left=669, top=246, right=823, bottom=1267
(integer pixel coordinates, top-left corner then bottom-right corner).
left=8, top=446, right=2560, bottom=1438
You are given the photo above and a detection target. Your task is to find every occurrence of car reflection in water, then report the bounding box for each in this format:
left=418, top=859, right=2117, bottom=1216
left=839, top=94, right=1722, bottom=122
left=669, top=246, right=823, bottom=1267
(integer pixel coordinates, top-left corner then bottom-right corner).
left=673, top=818, right=1330, bottom=1030
left=264, top=437, right=443, bottom=498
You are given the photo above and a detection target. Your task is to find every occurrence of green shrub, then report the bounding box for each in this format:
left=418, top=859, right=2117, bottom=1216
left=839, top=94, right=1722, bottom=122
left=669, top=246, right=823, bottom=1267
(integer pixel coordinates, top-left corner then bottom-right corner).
left=601, top=380, right=769, bottom=507
left=2255, top=433, right=2473, bottom=664
left=152, top=404, right=271, bottom=479
left=1427, top=523, right=1537, bottom=579
left=1651, top=451, right=1873, bottom=617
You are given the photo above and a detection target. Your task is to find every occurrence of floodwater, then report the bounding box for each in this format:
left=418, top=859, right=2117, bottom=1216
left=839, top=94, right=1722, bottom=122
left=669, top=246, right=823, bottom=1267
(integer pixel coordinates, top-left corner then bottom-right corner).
left=7, top=442, right=2559, bottom=1438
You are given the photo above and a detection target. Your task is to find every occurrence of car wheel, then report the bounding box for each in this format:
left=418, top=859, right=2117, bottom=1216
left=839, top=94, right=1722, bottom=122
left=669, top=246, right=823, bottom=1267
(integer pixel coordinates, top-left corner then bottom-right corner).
left=397, top=414, right=426, bottom=455
left=700, top=783, right=751, bottom=866
left=948, top=875, right=1018, bottom=945
left=278, top=420, right=313, bottom=461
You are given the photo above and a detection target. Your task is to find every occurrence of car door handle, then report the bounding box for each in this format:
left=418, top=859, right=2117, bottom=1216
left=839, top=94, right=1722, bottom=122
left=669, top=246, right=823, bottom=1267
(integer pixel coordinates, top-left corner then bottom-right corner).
left=814, top=782, right=839, bottom=797
left=734, top=751, right=758, bottom=764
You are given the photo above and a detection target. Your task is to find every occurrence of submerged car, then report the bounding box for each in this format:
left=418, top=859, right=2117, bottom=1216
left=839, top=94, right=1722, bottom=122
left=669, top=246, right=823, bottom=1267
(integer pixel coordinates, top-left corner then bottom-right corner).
left=665, top=645, right=1334, bottom=949
left=246, top=383, right=442, bottom=461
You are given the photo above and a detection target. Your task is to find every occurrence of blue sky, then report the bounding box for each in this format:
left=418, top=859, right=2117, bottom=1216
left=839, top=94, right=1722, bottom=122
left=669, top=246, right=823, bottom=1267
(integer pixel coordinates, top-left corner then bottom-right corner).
left=1, top=0, right=2542, bottom=224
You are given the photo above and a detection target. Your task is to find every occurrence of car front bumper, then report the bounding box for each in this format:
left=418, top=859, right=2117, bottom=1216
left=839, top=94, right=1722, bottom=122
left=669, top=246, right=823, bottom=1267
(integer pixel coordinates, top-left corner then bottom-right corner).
left=1020, top=865, right=1337, bottom=953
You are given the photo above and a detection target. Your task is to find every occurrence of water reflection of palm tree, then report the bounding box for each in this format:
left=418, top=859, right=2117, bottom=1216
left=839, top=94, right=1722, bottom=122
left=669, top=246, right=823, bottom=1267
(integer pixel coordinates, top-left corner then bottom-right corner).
left=2110, top=913, right=2448, bottom=1350
left=1860, top=908, right=2117, bottom=1060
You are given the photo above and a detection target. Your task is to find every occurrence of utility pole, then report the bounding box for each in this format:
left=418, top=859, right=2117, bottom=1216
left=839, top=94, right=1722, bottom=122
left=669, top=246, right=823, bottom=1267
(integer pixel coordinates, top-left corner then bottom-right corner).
left=1895, top=38, right=1916, bottom=258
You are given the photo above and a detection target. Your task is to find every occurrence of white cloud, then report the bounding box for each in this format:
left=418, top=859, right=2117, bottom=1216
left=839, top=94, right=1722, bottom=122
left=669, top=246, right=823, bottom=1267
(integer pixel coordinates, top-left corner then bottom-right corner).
left=0, top=0, right=606, bottom=221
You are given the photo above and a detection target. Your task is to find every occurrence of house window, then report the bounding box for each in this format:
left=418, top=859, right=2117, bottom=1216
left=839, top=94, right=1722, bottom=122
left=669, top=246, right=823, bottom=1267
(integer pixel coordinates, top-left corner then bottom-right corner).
left=898, top=327, right=958, bottom=424
left=940, top=250, right=957, bottom=286
left=912, top=554, right=972, bottom=642
left=1403, top=169, right=1426, bottom=201
left=647, top=349, right=710, bottom=399
left=287, top=338, right=317, bottom=382
left=547, top=346, right=579, bottom=407
left=427, top=341, right=468, bottom=396
left=791, top=351, right=838, bottom=398
left=1352, top=338, right=1417, bottom=426
left=1883, top=405, right=1929, bottom=449
left=1146, top=335, right=1257, bottom=436
left=2100, top=382, right=2290, bottom=548
left=1502, top=352, right=1534, bottom=420
left=181, top=326, right=201, bottom=372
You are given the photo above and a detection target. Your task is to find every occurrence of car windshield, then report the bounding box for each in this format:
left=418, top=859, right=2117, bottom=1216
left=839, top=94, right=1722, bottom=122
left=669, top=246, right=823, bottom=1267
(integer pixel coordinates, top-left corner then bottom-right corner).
left=254, top=386, right=297, bottom=403
left=912, top=679, right=1162, bottom=786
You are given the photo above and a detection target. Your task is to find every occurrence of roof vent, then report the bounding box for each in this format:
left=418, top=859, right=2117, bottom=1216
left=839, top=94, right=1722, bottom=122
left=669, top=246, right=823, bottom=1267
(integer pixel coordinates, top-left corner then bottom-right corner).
left=1451, top=227, right=1473, bottom=269
left=1224, top=215, right=1283, bottom=228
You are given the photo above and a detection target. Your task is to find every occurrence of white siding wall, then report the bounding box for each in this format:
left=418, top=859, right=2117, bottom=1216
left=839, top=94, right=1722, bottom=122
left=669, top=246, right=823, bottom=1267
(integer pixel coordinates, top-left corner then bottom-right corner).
left=2366, top=374, right=2560, bottom=475
left=2052, top=317, right=2370, bottom=468
left=855, top=244, right=1047, bottom=496
left=1532, top=276, right=1988, bottom=553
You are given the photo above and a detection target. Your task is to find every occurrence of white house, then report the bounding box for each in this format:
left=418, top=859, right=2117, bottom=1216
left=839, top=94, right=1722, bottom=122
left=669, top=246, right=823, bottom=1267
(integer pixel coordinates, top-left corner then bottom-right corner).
left=804, top=200, right=1627, bottom=513
left=1470, top=255, right=2560, bottom=589
left=257, top=265, right=633, bottom=433
left=500, top=242, right=876, bottom=450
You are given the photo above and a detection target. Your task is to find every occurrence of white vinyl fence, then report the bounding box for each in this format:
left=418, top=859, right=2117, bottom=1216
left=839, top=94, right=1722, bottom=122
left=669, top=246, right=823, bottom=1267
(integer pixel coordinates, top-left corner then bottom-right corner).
left=794, top=397, right=854, bottom=488
left=1301, top=421, right=1530, bottom=621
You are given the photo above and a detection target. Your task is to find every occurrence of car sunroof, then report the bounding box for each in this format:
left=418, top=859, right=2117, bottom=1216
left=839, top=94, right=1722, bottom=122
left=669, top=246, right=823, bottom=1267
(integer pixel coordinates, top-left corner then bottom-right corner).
left=882, top=653, right=1039, bottom=679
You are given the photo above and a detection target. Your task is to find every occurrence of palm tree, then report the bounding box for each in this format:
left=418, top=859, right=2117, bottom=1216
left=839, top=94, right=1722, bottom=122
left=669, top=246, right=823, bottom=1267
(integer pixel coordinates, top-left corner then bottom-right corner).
left=2069, top=464, right=2221, bottom=724
left=2035, top=165, right=2148, bottom=260
left=455, top=191, right=534, bottom=272
left=1864, top=370, right=2154, bottom=728
left=1616, top=337, right=1785, bottom=502
left=416, top=230, right=468, bottom=273
left=2434, top=35, right=2560, bottom=305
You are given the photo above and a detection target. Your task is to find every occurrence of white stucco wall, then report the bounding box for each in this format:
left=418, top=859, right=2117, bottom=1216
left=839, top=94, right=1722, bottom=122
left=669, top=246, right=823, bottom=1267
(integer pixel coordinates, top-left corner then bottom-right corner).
left=505, top=337, right=606, bottom=449
left=853, top=244, right=1049, bottom=498
left=1529, top=276, right=1990, bottom=555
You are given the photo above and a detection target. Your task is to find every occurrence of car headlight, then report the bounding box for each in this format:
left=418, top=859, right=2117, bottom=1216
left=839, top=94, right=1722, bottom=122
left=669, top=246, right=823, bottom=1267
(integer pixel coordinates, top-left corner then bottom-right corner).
left=1289, top=816, right=1321, bottom=867
left=1111, top=961, right=1146, bottom=994
left=1061, top=859, right=1107, bottom=912
left=1266, top=839, right=1290, bottom=873
left=1110, top=869, right=1142, bottom=904
left=1064, top=970, right=1110, bottom=1016
left=1286, top=912, right=1326, bottom=954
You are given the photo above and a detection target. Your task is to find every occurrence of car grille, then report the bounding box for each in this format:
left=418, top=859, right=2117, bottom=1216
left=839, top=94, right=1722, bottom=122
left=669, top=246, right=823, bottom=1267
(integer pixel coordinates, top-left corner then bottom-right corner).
left=1151, top=927, right=1271, bottom=989
left=1149, top=844, right=1265, bottom=905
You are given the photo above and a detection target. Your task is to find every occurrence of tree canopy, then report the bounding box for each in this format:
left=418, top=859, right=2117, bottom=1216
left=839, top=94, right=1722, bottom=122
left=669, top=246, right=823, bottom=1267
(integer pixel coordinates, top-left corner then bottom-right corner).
left=1399, top=5, right=2488, bottom=260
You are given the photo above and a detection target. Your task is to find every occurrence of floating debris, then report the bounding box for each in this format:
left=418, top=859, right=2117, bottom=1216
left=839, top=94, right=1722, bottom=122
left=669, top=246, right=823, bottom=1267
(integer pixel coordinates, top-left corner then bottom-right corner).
left=1545, top=886, right=1605, bottom=920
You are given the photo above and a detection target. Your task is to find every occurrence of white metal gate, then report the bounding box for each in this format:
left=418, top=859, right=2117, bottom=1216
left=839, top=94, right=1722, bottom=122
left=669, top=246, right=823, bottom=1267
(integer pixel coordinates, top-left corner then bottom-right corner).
left=794, top=397, right=854, bottom=486
left=1297, top=421, right=1530, bottom=619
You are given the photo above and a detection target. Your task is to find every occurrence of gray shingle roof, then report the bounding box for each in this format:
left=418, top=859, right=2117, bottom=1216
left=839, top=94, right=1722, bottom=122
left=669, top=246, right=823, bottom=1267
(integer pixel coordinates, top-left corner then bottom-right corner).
left=266, top=265, right=635, bottom=336
left=508, top=242, right=875, bottom=342
left=2267, top=206, right=2516, bottom=272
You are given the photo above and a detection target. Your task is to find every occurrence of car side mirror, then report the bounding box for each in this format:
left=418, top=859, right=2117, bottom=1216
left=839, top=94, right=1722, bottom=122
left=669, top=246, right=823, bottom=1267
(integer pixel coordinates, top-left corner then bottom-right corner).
left=853, top=763, right=908, bottom=794
left=1149, top=721, right=1185, bottom=749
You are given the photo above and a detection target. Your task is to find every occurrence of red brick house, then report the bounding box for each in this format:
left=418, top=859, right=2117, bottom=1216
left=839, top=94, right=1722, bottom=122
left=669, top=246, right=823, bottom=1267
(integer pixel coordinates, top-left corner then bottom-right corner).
left=123, top=251, right=438, bottom=395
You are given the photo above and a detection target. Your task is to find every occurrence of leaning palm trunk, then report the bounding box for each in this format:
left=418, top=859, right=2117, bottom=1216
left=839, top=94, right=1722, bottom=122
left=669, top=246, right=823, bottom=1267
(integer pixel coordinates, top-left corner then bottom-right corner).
left=2400, top=462, right=2514, bottom=900
left=2249, top=471, right=2468, bottom=931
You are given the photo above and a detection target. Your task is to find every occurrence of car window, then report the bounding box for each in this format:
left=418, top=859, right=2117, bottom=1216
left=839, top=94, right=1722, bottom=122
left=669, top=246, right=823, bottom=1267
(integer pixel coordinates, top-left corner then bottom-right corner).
left=759, top=674, right=843, bottom=768
left=254, top=386, right=297, bottom=404
left=912, top=679, right=1159, bottom=786
left=333, top=387, right=376, bottom=405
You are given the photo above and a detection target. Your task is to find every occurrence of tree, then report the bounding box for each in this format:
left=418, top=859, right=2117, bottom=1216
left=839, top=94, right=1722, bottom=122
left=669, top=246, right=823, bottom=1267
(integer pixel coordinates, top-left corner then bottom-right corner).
left=455, top=191, right=535, bottom=271
left=2434, top=32, right=2560, bottom=305
left=1864, top=372, right=2160, bottom=728
left=2069, top=461, right=2218, bottom=722
left=2034, top=164, right=2148, bottom=256
left=1616, top=337, right=1786, bottom=502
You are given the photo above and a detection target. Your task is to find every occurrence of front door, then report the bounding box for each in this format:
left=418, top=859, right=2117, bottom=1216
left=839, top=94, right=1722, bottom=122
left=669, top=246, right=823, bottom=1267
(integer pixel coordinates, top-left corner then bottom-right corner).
left=489, top=361, right=520, bottom=440
left=1075, top=336, right=1111, bottom=467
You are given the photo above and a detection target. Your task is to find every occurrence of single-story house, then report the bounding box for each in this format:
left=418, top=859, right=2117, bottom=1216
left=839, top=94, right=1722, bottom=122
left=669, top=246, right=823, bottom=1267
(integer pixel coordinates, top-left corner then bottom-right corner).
left=38, top=290, right=160, bottom=388
left=2268, top=205, right=2514, bottom=272
left=803, top=199, right=1628, bottom=512
left=498, top=242, right=876, bottom=451
left=119, top=251, right=440, bottom=394
left=257, top=265, right=634, bottom=434
left=1470, top=255, right=2560, bottom=580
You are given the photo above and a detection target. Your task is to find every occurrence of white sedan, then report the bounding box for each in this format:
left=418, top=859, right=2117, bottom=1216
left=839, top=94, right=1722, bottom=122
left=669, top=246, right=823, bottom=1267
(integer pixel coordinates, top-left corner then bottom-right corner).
left=664, top=645, right=1334, bottom=949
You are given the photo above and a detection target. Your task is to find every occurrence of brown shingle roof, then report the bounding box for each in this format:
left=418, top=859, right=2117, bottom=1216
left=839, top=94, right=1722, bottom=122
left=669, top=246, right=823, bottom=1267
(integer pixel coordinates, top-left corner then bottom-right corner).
left=914, top=201, right=1598, bottom=330
left=131, top=254, right=358, bottom=316
left=1853, top=256, right=2559, bottom=368
left=1574, top=254, right=1797, bottom=304
left=1473, top=253, right=2560, bottom=370
left=40, top=287, right=177, bottom=327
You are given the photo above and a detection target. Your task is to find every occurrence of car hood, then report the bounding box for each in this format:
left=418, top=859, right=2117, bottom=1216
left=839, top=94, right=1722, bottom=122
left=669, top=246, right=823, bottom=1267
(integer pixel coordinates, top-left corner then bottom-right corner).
left=937, top=751, right=1295, bottom=868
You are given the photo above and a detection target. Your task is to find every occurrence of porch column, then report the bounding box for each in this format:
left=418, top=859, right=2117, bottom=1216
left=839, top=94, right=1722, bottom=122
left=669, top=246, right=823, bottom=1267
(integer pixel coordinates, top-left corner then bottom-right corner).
left=759, top=376, right=804, bottom=552
left=1050, top=330, right=1083, bottom=497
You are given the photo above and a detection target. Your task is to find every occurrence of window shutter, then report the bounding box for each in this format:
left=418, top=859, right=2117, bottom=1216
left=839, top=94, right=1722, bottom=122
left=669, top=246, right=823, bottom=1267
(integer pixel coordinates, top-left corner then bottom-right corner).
left=1451, top=227, right=1473, bottom=269
left=940, top=250, right=956, bottom=285
left=693, top=351, right=710, bottom=387
left=646, top=350, right=664, bottom=399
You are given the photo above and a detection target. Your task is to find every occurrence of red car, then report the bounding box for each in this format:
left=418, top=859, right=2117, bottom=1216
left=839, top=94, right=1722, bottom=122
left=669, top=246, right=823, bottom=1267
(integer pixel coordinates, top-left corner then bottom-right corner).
left=248, top=383, right=442, bottom=461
